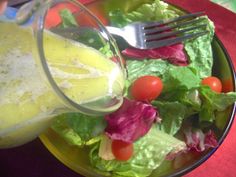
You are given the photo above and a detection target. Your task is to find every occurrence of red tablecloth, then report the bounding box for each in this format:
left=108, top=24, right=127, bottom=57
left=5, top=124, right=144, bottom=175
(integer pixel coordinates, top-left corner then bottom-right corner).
left=0, top=0, right=236, bottom=177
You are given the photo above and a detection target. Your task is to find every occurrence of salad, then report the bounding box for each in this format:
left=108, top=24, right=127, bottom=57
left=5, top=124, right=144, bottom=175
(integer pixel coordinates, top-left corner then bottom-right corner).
left=49, top=0, right=236, bottom=176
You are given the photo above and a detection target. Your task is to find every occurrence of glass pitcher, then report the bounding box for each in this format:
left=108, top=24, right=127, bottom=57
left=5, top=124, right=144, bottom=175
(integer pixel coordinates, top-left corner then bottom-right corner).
left=0, top=0, right=125, bottom=148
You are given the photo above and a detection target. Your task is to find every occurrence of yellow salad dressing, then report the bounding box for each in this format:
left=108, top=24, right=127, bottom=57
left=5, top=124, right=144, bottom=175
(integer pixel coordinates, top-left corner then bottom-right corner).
left=0, top=22, right=124, bottom=148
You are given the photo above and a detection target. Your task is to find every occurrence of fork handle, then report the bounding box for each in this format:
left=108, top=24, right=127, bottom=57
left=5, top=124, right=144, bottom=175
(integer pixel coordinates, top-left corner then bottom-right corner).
left=106, top=26, right=124, bottom=37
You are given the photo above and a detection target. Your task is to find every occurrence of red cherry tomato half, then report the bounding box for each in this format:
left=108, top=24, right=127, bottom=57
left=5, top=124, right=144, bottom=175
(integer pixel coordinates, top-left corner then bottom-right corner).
left=112, top=140, right=133, bottom=161
left=201, top=76, right=222, bottom=93
left=131, top=75, right=163, bottom=101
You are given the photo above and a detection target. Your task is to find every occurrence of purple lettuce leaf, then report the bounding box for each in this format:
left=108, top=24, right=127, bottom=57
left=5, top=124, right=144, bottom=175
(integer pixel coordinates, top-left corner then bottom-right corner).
left=184, top=127, right=218, bottom=152
left=122, top=44, right=188, bottom=66
left=105, top=98, right=160, bottom=143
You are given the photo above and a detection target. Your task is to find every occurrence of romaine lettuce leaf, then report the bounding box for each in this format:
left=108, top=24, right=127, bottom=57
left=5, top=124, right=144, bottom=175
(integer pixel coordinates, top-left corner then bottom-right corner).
left=184, top=16, right=215, bottom=78
left=153, top=101, right=187, bottom=135
left=126, top=59, right=169, bottom=83
left=125, top=0, right=177, bottom=22
left=108, top=0, right=178, bottom=28
left=152, top=88, right=204, bottom=135
left=162, top=66, right=201, bottom=93
left=199, top=86, right=236, bottom=122
left=52, top=113, right=106, bottom=146
left=90, top=127, right=186, bottom=177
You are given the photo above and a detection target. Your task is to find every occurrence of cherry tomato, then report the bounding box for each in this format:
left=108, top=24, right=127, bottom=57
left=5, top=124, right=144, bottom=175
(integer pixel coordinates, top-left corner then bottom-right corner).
left=112, top=140, right=133, bottom=161
left=45, top=3, right=79, bottom=29
left=87, top=5, right=109, bottom=26
left=131, top=75, right=163, bottom=101
left=201, top=76, right=222, bottom=93
left=76, top=4, right=109, bottom=27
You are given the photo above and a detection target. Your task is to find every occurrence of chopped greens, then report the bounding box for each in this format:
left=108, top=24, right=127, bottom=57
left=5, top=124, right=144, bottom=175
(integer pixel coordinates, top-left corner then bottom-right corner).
left=52, top=113, right=106, bottom=146
left=59, top=9, right=78, bottom=28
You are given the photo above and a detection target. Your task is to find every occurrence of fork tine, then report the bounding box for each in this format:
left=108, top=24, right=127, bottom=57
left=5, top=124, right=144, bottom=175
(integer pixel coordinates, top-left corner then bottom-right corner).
left=143, top=11, right=205, bottom=29
left=144, top=24, right=207, bottom=41
left=144, top=18, right=205, bottom=34
left=145, top=31, right=208, bottom=49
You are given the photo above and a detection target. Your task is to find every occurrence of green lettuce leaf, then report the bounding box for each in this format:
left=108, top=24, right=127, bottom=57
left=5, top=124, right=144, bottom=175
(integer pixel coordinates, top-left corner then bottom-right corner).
left=51, top=113, right=106, bottom=146
left=199, top=86, right=236, bottom=122
left=153, top=88, right=203, bottom=135
left=153, top=101, right=187, bottom=135
left=99, top=43, right=113, bottom=58
left=126, top=0, right=177, bottom=22
left=59, top=9, right=78, bottom=28
left=184, top=16, right=215, bottom=78
left=125, top=59, right=170, bottom=97
left=90, top=127, right=186, bottom=177
left=109, top=9, right=132, bottom=28
left=108, top=0, right=178, bottom=28
left=162, top=66, right=201, bottom=93
left=126, top=59, right=169, bottom=83
left=109, top=0, right=178, bottom=28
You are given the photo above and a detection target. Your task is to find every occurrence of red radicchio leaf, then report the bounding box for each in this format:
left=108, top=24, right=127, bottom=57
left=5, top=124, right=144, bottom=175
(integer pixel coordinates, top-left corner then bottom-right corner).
left=122, top=43, right=188, bottom=66
left=184, top=128, right=218, bottom=152
left=204, top=130, right=219, bottom=149
left=105, top=98, right=159, bottom=143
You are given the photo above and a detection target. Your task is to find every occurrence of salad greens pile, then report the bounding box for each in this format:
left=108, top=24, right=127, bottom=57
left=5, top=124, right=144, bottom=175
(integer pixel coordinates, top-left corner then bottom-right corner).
left=51, top=0, right=236, bottom=176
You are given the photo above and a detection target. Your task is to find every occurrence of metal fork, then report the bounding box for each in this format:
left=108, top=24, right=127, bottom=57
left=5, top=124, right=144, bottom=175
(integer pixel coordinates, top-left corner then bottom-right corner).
left=106, top=12, right=208, bottom=49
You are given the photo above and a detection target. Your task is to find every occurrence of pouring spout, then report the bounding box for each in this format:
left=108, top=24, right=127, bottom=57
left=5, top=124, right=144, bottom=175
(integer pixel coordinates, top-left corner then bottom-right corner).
left=16, top=0, right=51, bottom=25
